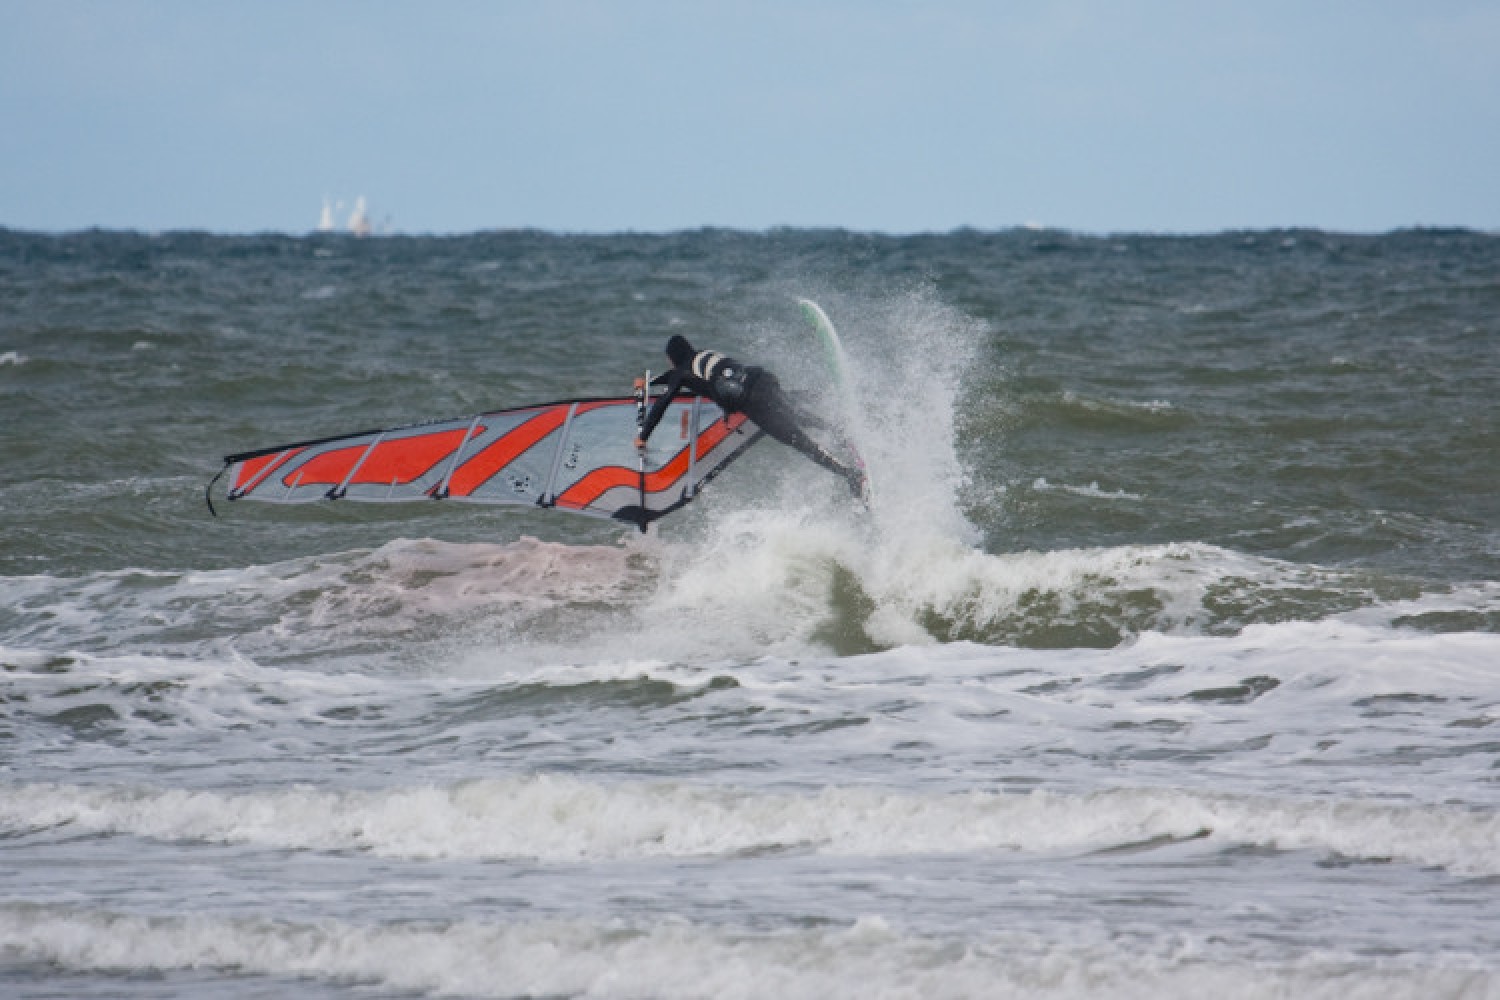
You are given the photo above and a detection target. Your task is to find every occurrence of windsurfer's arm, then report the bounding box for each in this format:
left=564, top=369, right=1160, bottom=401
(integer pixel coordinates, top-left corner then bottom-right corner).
left=636, top=368, right=685, bottom=446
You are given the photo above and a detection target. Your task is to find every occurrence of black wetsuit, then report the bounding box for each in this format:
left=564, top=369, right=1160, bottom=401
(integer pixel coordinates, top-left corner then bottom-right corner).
left=639, top=348, right=860, bottom=488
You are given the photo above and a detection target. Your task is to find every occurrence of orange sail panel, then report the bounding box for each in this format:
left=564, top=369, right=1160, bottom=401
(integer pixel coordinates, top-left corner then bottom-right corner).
left=555, top=412, right=747, bottom=512
left=287, top=429, right=477, bottom=491
left=229, top=447, right=304, bottom=495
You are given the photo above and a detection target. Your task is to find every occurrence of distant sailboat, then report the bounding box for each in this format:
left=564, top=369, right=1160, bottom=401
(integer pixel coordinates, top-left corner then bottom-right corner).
left=348, top=196, right=372, bottom=237
left=314, top=195, right=378, bottom=235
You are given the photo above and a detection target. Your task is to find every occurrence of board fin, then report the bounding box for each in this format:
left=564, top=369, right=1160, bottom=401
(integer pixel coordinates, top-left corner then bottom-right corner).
left=797, top=298, right=872, bottom=502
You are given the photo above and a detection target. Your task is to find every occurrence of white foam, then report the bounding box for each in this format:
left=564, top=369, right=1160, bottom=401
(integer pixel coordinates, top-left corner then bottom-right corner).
left=5, top=776, right=1496, bottom=873
left=647, top=529, right=1272, bottom=653
left=1060, top=389, right=1177, bottom=416
left=0, top=902, right=1490, bottom=1000
left=7, top=555, right=1499, bottom=786
left=0, top=535, right=655, bottom=668
left=0, top=641, right=443, bottom=746
left=8, top=535, right=646, bottom=618
left=0, top=350, right=27, bottom=366
left=5, top=396, right=1492, bottom=663
left=1033, top=477, right=1144, bottom=501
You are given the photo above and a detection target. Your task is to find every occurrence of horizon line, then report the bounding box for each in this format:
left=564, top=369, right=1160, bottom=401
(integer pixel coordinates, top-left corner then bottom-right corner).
left=3, top=222, right=1495, bottom=241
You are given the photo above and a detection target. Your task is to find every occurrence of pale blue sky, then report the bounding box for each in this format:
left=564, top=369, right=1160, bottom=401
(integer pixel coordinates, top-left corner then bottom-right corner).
left=3, top=0, right=1496, bottom=234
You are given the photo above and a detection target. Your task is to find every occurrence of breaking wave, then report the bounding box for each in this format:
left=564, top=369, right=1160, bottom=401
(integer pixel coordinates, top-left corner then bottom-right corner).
left=5, top=777, right=1497, bottom=873
left=1, top=903, right=1493, bottom=1000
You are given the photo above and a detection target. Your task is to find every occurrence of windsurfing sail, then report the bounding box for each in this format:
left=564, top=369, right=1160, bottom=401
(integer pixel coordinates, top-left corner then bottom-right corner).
left=212, top=394, right=763, bottom=530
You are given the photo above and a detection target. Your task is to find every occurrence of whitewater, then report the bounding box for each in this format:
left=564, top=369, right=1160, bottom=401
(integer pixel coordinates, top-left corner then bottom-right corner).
left=1, top=227, right=1498, bottom=998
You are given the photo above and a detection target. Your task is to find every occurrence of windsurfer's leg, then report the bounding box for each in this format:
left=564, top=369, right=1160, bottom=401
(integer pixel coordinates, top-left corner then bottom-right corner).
left=745, top=376, right=864, bottom=495
left=777, top=387, right=832, bottom=431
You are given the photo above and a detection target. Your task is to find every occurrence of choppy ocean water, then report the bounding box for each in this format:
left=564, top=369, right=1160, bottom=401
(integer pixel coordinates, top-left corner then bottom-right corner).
left=1, top=226, right=1497, bottom=998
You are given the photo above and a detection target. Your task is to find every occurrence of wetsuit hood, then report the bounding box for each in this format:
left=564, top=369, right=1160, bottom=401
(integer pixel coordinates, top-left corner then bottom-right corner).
left=666, top=335, right=696, bottom=368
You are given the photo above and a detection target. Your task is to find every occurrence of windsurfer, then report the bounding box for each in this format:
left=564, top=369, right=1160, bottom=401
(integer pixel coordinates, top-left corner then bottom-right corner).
left=635, top=335, right=866, bottom=498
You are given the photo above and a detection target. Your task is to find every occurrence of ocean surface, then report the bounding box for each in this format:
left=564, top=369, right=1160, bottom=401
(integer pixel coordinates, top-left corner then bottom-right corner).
left=1, top=226, right=1498, bottom=998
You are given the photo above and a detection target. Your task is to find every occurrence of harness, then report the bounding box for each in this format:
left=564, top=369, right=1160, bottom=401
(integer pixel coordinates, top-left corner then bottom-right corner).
left=691, top=350, right=731, bottom=381
left=690, top=350, right=753, bottom=410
